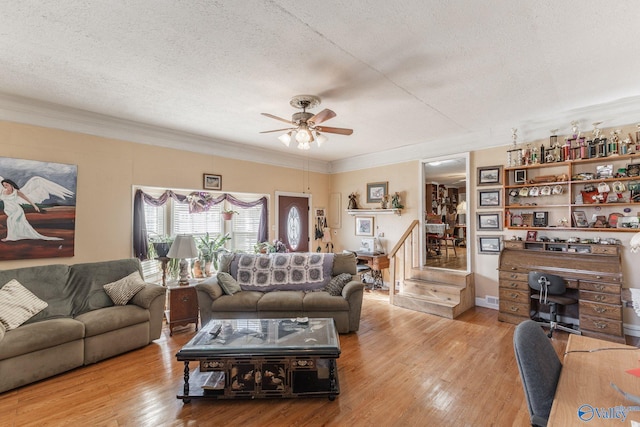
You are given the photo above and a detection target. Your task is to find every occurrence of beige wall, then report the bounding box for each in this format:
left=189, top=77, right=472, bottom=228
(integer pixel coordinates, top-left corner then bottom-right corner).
left=0, top=121, right=330, bottom=269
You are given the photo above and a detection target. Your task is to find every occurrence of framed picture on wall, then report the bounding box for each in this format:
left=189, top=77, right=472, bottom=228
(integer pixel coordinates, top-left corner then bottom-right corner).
left=478, top=189, right=502, bottom=208
left=477, top=211, right=502, bottom=231
left=203, top=174, right=222, bottom=190
left=366, top=182, right=388, bottom=203
left=514, top=169, right=527, bottom=184
left=477, top=165, right=502, bottom=186
left=355, top=216, right=374, bottom=236
left=478, top=236, right=501, bottom=254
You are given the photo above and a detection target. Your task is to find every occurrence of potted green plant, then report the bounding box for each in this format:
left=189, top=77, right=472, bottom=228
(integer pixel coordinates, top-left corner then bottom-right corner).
left=148, top=234, right=174, bottom=258
left=197, top=232, right=232, bottom=276
left=222, top=209, right=239, bottom=221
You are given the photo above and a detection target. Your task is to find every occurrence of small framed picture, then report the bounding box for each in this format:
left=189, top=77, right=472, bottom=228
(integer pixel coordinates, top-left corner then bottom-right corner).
left=366, top=182, right=388, bottom=203
left=314, top=208, right=325, bottom=217
left=477, top=166, right=503, bottom=186
left=533, top=211, right=548, bottom=227
left=526, top=230, right=538, bottom=242
left=478, top=236, right=502, bottom=254
left=203, top=174, right=222, bottom=190
left=478, top=189, right=502, bottom=208
left=477, top=211, right=502, bottom=231
left=627, top=163, right=640, bottom=177
left=355, top=216, right=374, bottom=236
left=596, top=164, right=613, bottom=179
left=514, top=169, right=527, bottom=184
left=572, top=210, right=589, bottom=228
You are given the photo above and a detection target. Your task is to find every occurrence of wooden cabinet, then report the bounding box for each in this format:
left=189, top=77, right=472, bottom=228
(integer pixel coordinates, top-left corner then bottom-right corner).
left=503, top=153, right=640, bottom=232
left=165, top=284, right=199, bottom=336
left=498, top=243, right=624, bottom=343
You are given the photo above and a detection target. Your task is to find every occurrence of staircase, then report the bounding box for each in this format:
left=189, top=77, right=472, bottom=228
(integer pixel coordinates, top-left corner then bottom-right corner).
left=388, top=220, right=475, bottom=319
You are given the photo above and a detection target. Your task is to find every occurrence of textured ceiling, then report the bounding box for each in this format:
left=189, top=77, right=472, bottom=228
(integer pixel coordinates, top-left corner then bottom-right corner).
left=2, top=1, right=640, bottom=168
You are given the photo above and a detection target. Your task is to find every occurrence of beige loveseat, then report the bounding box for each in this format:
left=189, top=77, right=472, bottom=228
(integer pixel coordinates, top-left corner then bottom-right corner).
left=196, top=252, right=364, bottom=333
left=0, top=258, right=166, bottom=393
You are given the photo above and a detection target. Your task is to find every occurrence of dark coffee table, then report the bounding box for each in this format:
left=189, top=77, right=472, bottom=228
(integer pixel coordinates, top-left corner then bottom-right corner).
left=176, top=318, right=340, bottom=403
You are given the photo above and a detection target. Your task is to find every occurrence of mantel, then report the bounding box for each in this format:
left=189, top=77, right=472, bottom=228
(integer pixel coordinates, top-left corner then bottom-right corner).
left=346, top=208, right=401, bottom=216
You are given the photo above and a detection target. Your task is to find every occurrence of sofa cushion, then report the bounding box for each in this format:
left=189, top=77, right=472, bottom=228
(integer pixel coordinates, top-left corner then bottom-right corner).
left=103, top=272, right=147, bottom=305
left=0, top=279, right=49, bottom=330
left=0, top=264, right=72, bottom=324
left=333, top=252, right=357, bottom=275
left=211, top=291, right=263, bottom=312
left=256, top=291, right=304, bottom=311
left=324, top=273, right=353, bottom=296
left=218, top=252, right=234, bottom=273
left=0, top=318, right=85, bottom=361
left=303, top=292, right=350, bottom=311
left=75, top=305, right=150, bottom=337
left=217, top=272, right=241, bottom=295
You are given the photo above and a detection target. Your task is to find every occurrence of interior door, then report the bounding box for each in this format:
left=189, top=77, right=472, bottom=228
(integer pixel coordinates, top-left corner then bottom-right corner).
left=277, top=195, right=309, bottom=252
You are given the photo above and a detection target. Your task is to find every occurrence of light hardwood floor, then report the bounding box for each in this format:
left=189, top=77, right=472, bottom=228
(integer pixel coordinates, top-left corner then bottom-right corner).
left=0, top=291, right=569, bottom=427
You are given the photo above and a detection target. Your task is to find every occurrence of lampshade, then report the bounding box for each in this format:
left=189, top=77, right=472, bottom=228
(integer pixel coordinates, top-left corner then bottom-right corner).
left=167, top=235, right=198, bottom=259
left=316, top=132, right=328, bottom=147
left=167, top=235, right=198, bottom=285
left=295, top=128, right=311, bottom=143
left=278, top=132, right=292, bottom=147
left=631, top=232, right=640, bottom=253
left=456, top=200, right=467, bottom=214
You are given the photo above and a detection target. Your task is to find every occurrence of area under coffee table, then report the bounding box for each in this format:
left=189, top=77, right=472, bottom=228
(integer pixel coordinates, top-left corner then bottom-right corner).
left=176, top=318, right=341, bottom=403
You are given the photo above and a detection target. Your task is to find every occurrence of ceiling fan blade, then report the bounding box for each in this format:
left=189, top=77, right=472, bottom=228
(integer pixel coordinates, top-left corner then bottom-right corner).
left=259, top=127, right=295, bottom=134
left=309, top=109, right=336, bottom=125
left=316, top=126, right=353, bottom=135
left=261, top=113, right=293, bottom=125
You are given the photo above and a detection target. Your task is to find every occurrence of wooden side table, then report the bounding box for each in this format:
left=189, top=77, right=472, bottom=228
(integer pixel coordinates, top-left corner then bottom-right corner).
left=165, top=283, right=199, bottom=336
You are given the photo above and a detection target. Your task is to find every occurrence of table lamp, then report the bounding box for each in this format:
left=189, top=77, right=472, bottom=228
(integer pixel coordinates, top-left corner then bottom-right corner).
left=456, top=200, right=467, bottom=224
left=167, top=234, right=198, bottom=285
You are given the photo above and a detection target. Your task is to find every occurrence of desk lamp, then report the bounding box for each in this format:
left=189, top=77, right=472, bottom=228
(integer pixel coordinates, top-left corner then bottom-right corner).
left=456, top=200, right=467, bottom=225
left=167, top=234, right=198, bottom=285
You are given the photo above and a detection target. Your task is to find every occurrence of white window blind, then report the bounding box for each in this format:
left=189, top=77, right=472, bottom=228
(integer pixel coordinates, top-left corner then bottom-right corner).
left=172, top=201, right=222, bottom=236
left=143, top=203, right=165, bottom=236
left=231, top=204, right=262, bottom=252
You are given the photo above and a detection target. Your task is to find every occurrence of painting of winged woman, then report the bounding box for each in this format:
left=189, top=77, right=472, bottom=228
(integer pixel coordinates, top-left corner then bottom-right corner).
left=0, top=157, right=77, bottom=260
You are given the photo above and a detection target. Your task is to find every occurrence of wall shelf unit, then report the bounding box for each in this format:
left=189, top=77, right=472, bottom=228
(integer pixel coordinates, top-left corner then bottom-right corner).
left=346, top=208, right=401, bottom=216
left=503, top=153, right=640, bottom=232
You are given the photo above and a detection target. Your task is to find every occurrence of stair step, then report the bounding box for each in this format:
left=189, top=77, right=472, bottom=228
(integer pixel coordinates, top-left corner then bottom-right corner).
left=409, top=268, right=471, bottom=287
left=403, top=278, right=465, bottom=296
left=393, top=293, right=457, bottom=319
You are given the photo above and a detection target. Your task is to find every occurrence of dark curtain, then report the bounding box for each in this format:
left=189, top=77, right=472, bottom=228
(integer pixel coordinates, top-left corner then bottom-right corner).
left=133, top=189, right=268, bottom=260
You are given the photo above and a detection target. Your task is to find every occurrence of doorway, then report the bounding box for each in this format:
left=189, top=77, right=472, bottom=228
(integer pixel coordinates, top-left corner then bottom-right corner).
left=422, top=154, right=470, bottom=272
left=276, top=193, right=310, bottom=252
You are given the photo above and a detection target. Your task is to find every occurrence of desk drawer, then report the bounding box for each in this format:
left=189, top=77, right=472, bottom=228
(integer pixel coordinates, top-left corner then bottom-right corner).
left=579, top=300, right=622, bottom=321
left=499, top=300, right=530, bottom=318
left=590, top=245, right=619, bottom=255
left=499, top=288, right=529, bottom=303
left=580, top=281, right=621, bottom=294
left=499, top=279, right=529, bottom=291
left=579, top=314, right=623, bottom=336
left=579, top=290, right=621, bottom=305
left=499, top=271, right=528, bottom=282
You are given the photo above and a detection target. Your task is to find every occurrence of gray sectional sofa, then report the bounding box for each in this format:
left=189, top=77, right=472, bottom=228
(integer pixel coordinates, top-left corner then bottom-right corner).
left=196, top=252, right=364, bottom=333
left=0, top=258, right=166, bottom=393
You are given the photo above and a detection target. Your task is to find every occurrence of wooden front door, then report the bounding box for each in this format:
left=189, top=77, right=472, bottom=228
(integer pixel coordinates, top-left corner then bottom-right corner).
left=277, top=195, right=309, bottom=252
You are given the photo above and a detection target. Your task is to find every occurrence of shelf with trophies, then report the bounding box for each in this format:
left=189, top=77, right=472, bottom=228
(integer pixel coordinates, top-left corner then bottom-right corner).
left=503, top=123, right=640, bottom=232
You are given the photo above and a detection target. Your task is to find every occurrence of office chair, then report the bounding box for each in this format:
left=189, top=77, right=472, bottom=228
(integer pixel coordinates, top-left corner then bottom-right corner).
left=514, top=320, right=562, bottom=427
left=528, top=271, right=581, bottom=338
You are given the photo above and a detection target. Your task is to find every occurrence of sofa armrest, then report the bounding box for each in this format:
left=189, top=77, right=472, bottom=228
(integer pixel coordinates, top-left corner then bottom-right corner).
left=195, top=281, right=224, bottom=327
left=0, top=322, right=5, bottom=344
left=342, top=280, right=365, bottom=299
left=130, top=284, right=166, bottom=309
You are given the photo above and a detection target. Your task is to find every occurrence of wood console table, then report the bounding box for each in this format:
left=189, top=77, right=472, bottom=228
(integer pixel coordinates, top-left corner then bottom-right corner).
left=498, top=241, right=624, bottom=343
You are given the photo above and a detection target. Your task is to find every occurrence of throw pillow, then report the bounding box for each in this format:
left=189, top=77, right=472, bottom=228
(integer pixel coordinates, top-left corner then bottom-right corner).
left=324, top=273, right=353, bottom=296
left=0, top=279, right=49, bottom=331
left=103, top=271, right=147, bottom=306
left=217, top=252, right=234, bottom=273
left=217, top=272, right=241, bottom=295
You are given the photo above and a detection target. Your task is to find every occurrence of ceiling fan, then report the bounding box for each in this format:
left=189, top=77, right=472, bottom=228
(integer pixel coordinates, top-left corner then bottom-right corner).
left=260, top=95, right=353, bottom=150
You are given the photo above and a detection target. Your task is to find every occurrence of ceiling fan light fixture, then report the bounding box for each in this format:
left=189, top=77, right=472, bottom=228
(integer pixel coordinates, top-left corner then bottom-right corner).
left=297, top=141, right=311, bottom=150
left=278, top=131, right=292, bottom=147
left=295, top=128, right=311, bottom=144
left=316, top=132, right=328, bottom=147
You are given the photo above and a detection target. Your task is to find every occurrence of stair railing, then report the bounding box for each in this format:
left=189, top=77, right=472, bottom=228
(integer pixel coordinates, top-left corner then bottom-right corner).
left=388, top=220, right=420, bottom=304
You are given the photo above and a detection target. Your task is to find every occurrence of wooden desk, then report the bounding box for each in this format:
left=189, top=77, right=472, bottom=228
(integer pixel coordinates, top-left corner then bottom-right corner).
left=549, top=334, right=640, bottom=425
left=355, top=252, right=389, bottom=287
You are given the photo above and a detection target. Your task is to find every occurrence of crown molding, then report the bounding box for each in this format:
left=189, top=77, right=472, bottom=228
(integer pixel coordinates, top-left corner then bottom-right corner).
left=0, top=93, right=331, bottom=173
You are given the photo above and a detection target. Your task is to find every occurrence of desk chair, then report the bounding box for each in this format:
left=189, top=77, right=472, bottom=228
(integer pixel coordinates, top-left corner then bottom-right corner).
left=514, top=320, right=562, bottom=427
left=344, top=251, right=372, bottom=285
left=528, top=271, right=581, bottom=338
left=440, top=226, right=457, bottom=257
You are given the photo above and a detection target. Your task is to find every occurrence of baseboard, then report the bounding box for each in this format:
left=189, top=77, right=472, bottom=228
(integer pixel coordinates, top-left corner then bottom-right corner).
left=624, top=323, right=640, bottom=338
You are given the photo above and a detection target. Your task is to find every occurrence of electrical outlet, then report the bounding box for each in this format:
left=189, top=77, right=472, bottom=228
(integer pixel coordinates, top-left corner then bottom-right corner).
left=378, top=232, right=384, bottom=237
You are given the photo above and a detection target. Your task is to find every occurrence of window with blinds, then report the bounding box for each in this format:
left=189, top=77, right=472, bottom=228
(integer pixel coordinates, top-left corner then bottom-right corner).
left=231, top=204, right=262, bottom=251
left=144, top=203, right=165, bottom=237
left=172, top=202, right=223, bottom=236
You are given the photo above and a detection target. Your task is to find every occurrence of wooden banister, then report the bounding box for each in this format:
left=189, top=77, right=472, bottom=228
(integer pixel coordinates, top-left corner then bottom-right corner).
left=389, top=220, right=419, bottom=258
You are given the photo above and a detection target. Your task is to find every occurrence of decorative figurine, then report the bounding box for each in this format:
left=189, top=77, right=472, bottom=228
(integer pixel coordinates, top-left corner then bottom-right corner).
left=348, top=192, right=359, bottom=210
left=380, top=194, right=389, bottom=209
left=391, top=192, right=404, bottom=209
